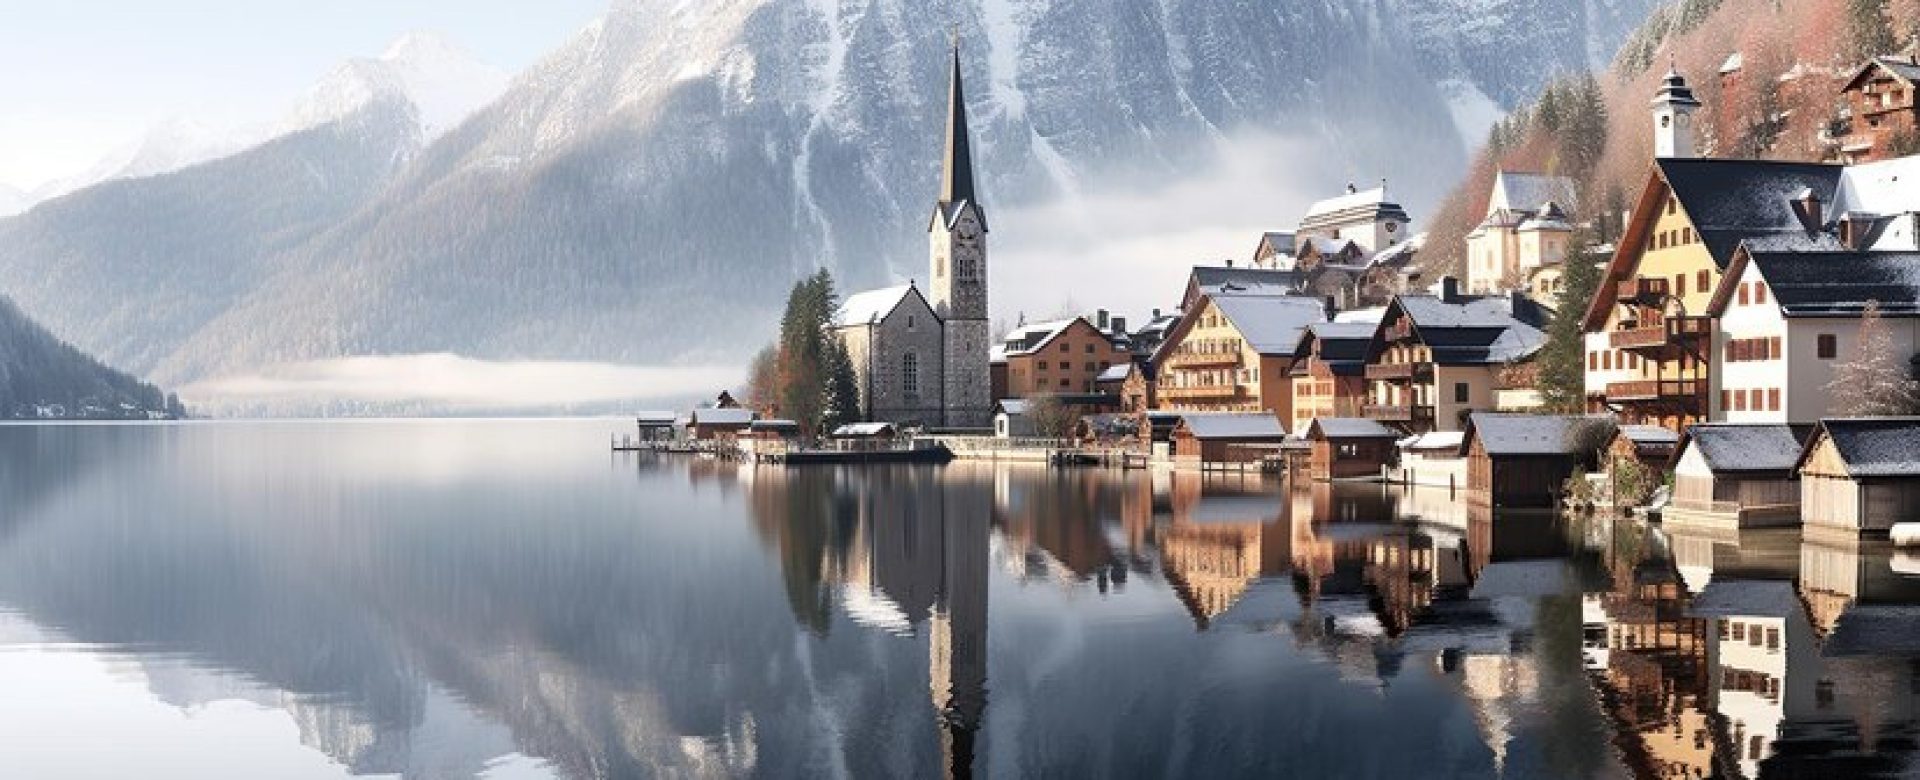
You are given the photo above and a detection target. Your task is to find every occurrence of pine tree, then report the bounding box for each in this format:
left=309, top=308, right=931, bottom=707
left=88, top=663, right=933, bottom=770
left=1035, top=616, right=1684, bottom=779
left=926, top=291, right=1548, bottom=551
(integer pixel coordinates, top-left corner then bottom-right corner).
left=822, top=335, right=862, bottom=431
left=1825, top=300, right=1920, bottom=416
left=1850, top=0, right=1899, bottom=60
left=1538, top=230, right=1605, bottom=414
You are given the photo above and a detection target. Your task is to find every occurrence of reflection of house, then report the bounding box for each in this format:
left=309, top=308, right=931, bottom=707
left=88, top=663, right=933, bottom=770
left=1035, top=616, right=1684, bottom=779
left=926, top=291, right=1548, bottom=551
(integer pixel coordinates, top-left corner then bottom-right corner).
left=1305, top=418, right=1398, bottom=481
left=1363, top=290, right=1548, bottom=433
left=1668, top=424, right=1810, bottom=531
left=1460, top=413, right=1613, bottom=509
left=1797, top=417, right=1920, bottom=538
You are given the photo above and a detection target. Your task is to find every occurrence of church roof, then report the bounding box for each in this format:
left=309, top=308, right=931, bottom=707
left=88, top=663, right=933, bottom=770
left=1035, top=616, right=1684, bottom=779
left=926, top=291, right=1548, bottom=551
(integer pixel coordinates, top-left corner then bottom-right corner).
left=833, top=284, right=919, bottom=328
left=1488, top=171, right=1576, bottom=215
left=1301, top=186, right=1410, bottom=229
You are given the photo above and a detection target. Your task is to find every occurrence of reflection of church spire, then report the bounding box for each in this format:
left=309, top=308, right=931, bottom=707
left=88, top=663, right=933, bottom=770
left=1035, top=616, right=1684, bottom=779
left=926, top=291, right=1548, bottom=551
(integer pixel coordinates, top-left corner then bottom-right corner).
left=930, top=475, right=990, bottom=779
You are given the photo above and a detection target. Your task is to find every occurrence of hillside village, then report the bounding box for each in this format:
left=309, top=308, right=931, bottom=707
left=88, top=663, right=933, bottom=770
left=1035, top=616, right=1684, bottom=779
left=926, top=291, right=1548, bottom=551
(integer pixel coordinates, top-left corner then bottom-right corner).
left=678, top=28, right=1920, bottom=541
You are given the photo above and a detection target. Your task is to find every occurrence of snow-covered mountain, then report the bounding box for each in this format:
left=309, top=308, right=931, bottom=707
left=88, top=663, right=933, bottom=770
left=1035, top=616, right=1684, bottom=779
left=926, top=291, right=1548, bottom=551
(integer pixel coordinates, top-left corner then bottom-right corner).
left=19, top=32, right=506, bottom=207
left=0, top=184, right=27, bottom=218
left=0, top=0, right=1657, bottom=391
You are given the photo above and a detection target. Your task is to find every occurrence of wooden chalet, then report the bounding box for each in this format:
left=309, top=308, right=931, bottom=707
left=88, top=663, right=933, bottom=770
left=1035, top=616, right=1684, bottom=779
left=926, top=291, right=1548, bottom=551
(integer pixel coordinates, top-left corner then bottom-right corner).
left=687, top=407, right=757, bottom=440
left=1460, top=413, right=1615, bottom=509
left=1798, top=418, right=1920, bottom=538
left=1362, top=289, right=1548, bottom=434
left=1667, top=423, right=1811, bottom=531
left=1171, top=413, right=1290, bottom=465
left=1305, top=418, right=1400, bottom=481
left=1835, top=52, right=1920, bottom=164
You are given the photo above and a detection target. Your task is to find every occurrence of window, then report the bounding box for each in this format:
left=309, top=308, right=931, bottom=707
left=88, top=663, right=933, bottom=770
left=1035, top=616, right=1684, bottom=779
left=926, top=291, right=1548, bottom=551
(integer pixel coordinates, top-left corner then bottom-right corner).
left=1060, top=343, right=1069, bottom=353
left=1770, top=388, right=1781, bottom=411
left=1682, top=226, right=1693, bottom=244
left=1771, top=336, right=1782, bottom=358
left=1038, top=360, right=1048, bottom=370
left=1756, top=283, right=1769, bottom=305
left=1738, top=284, right=1750, bottom=306
left=1722, top=389, right=1731, bottom=410
left=903, top=353, right=920, bottom=400
left=1668, top=197, right=1677, bottom=215
left=1454, top=382, right=1470, bottom=403
left=1085, top=344, right=1095, bottom=354
left=1059, top=378, right=1070, bottom=389
left=1698, top=269, right=1711, bottom=293
left=1819, top=334, right=1838, bottom=359
left=1589, top=352, right=1598, bottom=370
left=1604, top=351, right=1613, bottom=371
left=1675, top=274, right=1687, bottom=296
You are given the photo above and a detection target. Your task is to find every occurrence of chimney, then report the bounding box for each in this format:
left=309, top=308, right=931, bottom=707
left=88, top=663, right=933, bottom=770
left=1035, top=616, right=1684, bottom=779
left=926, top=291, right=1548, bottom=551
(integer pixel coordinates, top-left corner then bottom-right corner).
left=1226, top=256, right=1236, bottom=268
left=1323, top=296, right=1338, bottom=319
left=1792, top=188, right=1824, bottom=234
left=1097, top=309, right=1110, bottom=331
left=1152, top=308, right=1163, bottom=320
left=1440, top=276, right=1463, bottom=303
left=1112, top=316, right=1128, bottom=335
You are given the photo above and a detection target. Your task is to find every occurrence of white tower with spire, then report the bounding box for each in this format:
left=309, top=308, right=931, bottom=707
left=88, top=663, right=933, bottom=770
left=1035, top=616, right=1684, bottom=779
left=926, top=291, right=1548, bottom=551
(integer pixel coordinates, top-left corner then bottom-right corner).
left=928, top=41, right=992, bottom=429
left=1651, top=66, right=1702, bottom=159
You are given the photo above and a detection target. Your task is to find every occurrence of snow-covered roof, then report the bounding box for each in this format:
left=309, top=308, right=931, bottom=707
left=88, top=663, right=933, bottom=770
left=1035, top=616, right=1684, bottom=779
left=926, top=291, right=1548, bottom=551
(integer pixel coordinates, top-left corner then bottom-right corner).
left=1096, top=363, right=1133, bottom=383
left=1302, top=186, right=1407, bottom=224
left=1617, top=424, right=1680, bottom=446
left=1517, top=201, right=1573, bottom=233
left=832, top=422, right=898, bottom=437
left=1189, top=266, right=1306, bottom=301
left=1654, top=158, right=1845, bottom=270
left=1806, top=418, right=1920, bottom=478
left=833, top=285, right=916, bottom=327
left=1209, top=295, right=1329, bottom=355
left=690, top=408, right=756, bottom=426
left=998, top=318, right=1080, bottom=357
left=1307, top=417, right=1400, bottom=440
left=1388, top=295, right=1547, bottom=365
left=995, top=399, right=1029, bottom=416
left=1832, top=155, right=1920, bottom=240
left=1488, top=171, right=1577, bottom=215
left=1334, top=307, right=1387, bottom=324
left=1720, top=51, right=1744, bottom=75
left=1179, top=412, right=1288, bottom=440
left=1299, top=236, right=1359, bottom=256
left=1398, top=431, right=1466, bottom=451
left=1687, top=580, right=1801, bottom=619
left=1680, top=423, right=1810, bottom=475
left=1737, top=251, right=1920, bottom=317
left=636, top=411, right=677, bottom=426
left=1463, top=413, right=1614, bottom=457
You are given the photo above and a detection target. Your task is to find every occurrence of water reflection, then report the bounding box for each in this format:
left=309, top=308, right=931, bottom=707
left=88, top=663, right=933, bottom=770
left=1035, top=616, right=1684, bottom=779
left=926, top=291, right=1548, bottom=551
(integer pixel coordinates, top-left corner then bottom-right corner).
left=0, top=422, right=1918, bottom=777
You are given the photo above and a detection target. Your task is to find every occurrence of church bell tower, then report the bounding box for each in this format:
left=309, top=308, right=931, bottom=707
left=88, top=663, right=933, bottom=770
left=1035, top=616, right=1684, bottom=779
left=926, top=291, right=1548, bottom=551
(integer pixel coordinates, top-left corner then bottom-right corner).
left=929, top=41, right=991, bottom=429
left=1651, top=66, right=1701, bottom=159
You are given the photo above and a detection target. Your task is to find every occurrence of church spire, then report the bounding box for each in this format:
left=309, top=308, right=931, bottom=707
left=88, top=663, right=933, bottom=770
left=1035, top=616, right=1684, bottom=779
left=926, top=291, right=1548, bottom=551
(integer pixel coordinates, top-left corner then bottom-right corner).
left=940, top=40, right=977, bottom=205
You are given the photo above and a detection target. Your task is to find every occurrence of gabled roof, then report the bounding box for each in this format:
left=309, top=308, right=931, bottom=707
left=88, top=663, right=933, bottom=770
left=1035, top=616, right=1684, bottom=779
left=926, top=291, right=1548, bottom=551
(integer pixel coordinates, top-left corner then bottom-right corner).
left=1687, top=580, right=1802, bottom=620
left=1301, top=186, right=1411, bottom=228
left=1290, top=321, right=1375, bottom=371
left=834, top=284, right=923, bottom=328
left=1307, top=418, right=1401, bottom=440
left=1842, top=55, right=1920, bottom=93
left=1460, top=413, right=1615, bottom=457
left=1796, top=417, right=1920, bottom=478
left=1398, top=431, right=1465, bottom=451
left=690, top=408, right=756, bottom=426
left=1488, top=171, right=1576, bottom=215
left=1179, top=412, right=1289, bottom=439
left=998, top=317, right=1091, bottom=357
left=1678, top=423, right=1813, bottom=476
left=1712, top=249, right=1920, bottom=318
left=1208, top=295, right=1330, bottom=355
left=1617, top=424, right=1680, bottom=447
left=1374, top=295, right=1547, bottom=366
left=1095, top=363, right=1134, bottom=383
left=636, top=412, right=678, bottom=426
left=1187, top=266, right=1305, bottom=303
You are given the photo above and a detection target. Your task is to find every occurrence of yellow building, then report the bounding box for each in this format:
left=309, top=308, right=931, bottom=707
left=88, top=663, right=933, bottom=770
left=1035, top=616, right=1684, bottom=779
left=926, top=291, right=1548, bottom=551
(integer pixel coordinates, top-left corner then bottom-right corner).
left=1154, top=294, right=1328, bottom=429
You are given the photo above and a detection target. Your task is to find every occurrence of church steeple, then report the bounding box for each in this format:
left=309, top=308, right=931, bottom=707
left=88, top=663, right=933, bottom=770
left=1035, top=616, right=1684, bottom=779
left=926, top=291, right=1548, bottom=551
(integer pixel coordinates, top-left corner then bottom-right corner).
left=940, top=41, right=977, bottom=206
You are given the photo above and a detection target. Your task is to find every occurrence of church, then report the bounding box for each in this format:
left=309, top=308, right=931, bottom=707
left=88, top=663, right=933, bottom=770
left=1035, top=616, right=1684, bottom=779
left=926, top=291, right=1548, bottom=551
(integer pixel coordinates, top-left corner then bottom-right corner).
left=830, top=44, right=993, bottom=430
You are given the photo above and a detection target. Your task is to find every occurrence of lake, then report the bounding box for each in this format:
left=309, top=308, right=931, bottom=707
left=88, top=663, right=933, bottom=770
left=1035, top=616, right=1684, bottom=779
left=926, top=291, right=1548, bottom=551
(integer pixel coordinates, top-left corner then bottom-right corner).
left=2, top=420, right=1918, bottom=778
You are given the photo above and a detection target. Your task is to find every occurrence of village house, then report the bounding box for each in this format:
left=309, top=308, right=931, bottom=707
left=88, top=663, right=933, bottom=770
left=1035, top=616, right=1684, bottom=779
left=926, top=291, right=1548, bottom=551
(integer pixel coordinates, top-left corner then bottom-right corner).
left=1298, top=183, right=1413, bottom=254
left=1797, top=417, right=1920, bottom=539
left=1287, top=321, right=1375, bottom=434
left=1154, top=294, right=1328, bottom=425
left=1667, top=423, right=1810, bottom=532
left=1464, top=171, right=1577, bottom=295
left=688, top=407, right=757, bottom=441
left=1834, top=49, right=1920, bottom=164
left=1170, top=412, right=1291, bottom=466
left=1459, top=413, right=1614, bottom=509
left=990, top=316, right=1130, bottom=400
left=1707, top=247, right=1920, bottom=423
left=1305, top=418, right=1400, bottom=481
left=1362, top=288, right=1548, bottom=434
left=1181, top=265, right=1306, bottom=310
left=1250, top=231, right=1297, bottom=268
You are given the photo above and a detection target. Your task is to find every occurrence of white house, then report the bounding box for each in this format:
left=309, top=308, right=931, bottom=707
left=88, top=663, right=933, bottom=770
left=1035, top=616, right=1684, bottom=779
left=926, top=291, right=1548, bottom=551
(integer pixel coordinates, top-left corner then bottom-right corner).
left=1297, top=184, right=1412, bottom=255
left=1707, top=247, right=1920, bottom=424
left=1464, top=171, right=1576, bottom=295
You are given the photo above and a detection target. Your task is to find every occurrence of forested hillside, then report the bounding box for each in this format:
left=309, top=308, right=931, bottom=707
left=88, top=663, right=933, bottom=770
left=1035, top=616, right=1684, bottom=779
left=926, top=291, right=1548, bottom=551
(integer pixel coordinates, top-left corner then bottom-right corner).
left=0, top=296, right=182, bottom=419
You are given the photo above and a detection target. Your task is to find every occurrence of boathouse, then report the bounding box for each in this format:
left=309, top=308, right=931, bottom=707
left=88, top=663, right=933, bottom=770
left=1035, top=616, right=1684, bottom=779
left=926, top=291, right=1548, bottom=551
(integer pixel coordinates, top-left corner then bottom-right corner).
left=635, top=412, right=678, bottom=442
left=1797, top=418, right=1920, bottom=538
left=1305, top=418, right=1400, bottom=481
left=688, top=407, right=756, bottom=440
left=1611, top=425, right=1680, bottom=471
left=1171, top=413, right=1289, bottom=465
left=1667, top=423, right=1810, bottom=531
left=1394, top=431, right=1467, bottom=488
left=1460, top=413, right=1614, bottom=508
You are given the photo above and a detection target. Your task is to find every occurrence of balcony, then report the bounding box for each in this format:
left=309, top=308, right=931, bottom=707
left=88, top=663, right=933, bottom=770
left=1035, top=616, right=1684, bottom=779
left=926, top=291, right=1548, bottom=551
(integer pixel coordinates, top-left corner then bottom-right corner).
left=1616, top=278, right=1669, bottom=305
left=1163, top=351, right=1241, bottom=370
left=1609, top=316, right=1710, bottom=354
left=1365, top=362, right=1433, bottom=382
left=1363, top=404, right=1434, bottom=423
left=1162, top=385, right=1246, bottom=402
left=1605, top=379, right=1703, bottom=403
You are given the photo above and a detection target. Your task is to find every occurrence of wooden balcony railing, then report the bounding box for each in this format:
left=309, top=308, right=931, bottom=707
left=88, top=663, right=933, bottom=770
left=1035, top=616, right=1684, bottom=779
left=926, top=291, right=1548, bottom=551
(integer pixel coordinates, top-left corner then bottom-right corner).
left=1363, top=404, right=1433, bottom=422
left=1605, top=379, right=1703, bottom=402
left=1365, top=362, right=1433, bottom=381
left=1609, top=316, right=1710, bottom=353
left=1162, top=385, right=1246, bottom=402
left=1164, top=351, right=1241, bottom=370
left=1617, top=278, right=1669, bottom=305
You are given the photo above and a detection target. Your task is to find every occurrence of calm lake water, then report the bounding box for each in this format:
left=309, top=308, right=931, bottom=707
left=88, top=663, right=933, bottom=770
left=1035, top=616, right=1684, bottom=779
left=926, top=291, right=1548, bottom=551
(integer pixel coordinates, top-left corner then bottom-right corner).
left=4, top=420, right=1920, bottom=779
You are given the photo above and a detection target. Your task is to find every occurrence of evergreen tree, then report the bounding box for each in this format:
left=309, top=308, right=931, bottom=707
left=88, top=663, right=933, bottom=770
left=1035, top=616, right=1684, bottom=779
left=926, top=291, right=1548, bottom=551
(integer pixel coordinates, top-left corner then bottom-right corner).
left=822, top=335, right=862, bottom=431
left=1538, top=230, right=1605, bottom=413
left=771, top=269, right=862, bottom=436
left=1850, top=0, right=1898, bottom=60
left=1825, top=300, right=1920, bottom=416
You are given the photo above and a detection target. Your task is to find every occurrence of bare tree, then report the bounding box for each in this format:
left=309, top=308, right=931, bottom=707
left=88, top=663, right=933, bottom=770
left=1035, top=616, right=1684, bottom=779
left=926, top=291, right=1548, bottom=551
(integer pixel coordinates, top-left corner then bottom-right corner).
left=1826, top=300, right=1920, bottom=416
left=1027, top=394, right=1079, bottom=440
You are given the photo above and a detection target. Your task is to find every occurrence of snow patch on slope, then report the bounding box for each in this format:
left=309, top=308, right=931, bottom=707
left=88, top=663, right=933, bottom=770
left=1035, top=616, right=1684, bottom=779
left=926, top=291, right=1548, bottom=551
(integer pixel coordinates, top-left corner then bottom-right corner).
left=1439, top=79, right=1507, bottom=153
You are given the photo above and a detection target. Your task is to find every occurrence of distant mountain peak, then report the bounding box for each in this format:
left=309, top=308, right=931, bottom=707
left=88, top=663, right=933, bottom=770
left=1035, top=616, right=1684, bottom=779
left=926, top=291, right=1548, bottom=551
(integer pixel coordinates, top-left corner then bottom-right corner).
left=285, top=31, right=509, bottom=141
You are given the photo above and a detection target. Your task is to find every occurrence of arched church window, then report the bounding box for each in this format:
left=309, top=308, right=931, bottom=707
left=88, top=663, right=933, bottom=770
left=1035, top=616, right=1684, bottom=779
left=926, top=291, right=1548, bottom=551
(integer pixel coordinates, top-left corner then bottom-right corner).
left=903, top=353, right=920, bottom=400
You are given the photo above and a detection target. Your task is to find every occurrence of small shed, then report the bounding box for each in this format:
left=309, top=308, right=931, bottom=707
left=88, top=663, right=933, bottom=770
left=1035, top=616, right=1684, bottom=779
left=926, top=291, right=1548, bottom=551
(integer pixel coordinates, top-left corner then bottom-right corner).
left=994, top=399, right=1033, bottom=439
left=1395, top=431, right=1468, bottom=488
left=1668, top=424, right=1810, bottom=531
left=1798, top=418, right=1920, bottom=538
left=1460, top=413, right=1615, bottom=509
left=1612, top=425, right=1680, bottom=469
left=745, top=419, right=801, bottom=440
left=688, top=407, right=756, bottom=440
left=635, top=412, right=678, bottom=442
left=1305, top=418, right=1400, bottom=481
left=1172, top=413, right=1290, bottom=464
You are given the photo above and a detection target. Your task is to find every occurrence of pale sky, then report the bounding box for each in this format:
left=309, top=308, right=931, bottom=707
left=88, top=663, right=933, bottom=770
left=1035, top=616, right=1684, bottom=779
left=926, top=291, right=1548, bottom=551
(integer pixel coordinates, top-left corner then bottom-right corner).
left=0, top=0, right=609, bottom=191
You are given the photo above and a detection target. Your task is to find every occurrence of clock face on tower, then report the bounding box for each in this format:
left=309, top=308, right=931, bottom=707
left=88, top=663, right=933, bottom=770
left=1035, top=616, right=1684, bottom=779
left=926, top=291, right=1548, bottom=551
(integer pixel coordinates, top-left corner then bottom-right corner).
left=957, top=220, right=979, bottom=242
